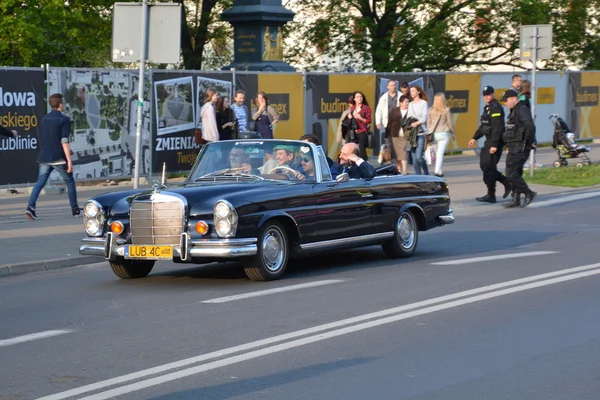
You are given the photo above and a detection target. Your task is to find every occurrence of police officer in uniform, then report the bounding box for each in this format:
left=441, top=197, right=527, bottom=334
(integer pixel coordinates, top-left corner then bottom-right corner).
left=468, top=86, right=511, bottom=203
left=501, top=89, right=537, bottom=208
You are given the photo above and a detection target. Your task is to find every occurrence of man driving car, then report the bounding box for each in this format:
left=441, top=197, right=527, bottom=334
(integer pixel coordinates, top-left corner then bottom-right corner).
left=271, top=144, right=306, bottom=181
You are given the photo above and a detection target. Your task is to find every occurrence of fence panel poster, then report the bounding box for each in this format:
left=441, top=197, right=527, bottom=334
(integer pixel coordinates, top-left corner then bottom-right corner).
left=0, top=68, right=46, bottom=185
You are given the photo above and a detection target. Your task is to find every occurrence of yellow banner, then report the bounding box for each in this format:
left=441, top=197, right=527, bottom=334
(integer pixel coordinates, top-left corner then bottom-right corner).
left=578, top=72, right=600, bottom=138
left=445, top=74, right=481, bottom=149
left=537, top=87, right=555, bottom=104
left=257, top=74, right=304, bottom=140
left=326, top=74, right=376, bottom=158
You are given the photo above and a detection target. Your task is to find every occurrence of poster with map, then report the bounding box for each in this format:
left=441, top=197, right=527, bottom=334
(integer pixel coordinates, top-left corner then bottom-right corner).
left=46, top=68, right=152, bottom=179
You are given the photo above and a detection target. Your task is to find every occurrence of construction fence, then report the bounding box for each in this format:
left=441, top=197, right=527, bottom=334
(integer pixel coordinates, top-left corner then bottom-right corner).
left=0, top=66, right=598, bottom=185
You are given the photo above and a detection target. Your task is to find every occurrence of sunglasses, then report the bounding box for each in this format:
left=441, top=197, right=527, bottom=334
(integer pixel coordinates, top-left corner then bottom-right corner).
left=301, top=156, right=312, bottom=163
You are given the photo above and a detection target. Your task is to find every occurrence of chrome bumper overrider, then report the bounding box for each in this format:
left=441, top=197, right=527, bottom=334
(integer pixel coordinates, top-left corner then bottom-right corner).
left=79, top=233, right=257, bottom=260
left=437, top=208, right=455, bottom=225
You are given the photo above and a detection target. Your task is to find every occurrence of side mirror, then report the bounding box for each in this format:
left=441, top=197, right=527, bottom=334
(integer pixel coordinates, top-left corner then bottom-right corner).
left=336, top=172, right=350, bottom=183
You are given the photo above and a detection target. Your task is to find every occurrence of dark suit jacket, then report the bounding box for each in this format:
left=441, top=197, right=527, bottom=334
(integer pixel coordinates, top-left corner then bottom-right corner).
left=343, top=160, right=376, bottom=179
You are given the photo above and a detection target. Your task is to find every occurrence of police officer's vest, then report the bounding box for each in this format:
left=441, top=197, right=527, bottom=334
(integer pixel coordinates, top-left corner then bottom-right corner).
left=504, top=104, right=526, bottom=145
left=479, top=108, right=492, bottom=137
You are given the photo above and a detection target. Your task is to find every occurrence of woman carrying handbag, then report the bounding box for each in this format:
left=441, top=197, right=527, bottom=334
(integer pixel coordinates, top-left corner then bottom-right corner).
left=426, top=93, right=455, bottom=177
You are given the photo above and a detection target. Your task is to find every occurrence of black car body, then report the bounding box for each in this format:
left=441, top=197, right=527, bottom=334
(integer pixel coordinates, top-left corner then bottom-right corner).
left=80, top=139, right=454, bottom=281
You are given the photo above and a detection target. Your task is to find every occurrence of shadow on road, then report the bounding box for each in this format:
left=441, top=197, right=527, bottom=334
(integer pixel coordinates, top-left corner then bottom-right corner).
left=144, top=357, right=376, bottom=400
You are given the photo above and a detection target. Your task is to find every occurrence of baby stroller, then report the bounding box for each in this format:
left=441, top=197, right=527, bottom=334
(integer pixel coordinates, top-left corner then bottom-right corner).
left=550, top=114, right=592, bottom=167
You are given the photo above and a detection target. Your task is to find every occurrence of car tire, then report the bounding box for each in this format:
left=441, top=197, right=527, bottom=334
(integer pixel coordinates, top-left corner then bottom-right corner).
left=109, top=258, right=155, bottom=279
left=243, top=221, right=289, bottom=281
left=382, top=210, right=419, bottom=258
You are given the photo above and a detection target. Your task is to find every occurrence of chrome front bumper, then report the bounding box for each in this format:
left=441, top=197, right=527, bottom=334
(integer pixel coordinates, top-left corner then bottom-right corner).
left=79, top=233, right=257, bottom=261
left=437, top=208, right=455, bottom=225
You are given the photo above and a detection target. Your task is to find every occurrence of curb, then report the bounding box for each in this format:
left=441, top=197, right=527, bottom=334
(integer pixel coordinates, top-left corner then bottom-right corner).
left=0, top=256, right=102, bottom=278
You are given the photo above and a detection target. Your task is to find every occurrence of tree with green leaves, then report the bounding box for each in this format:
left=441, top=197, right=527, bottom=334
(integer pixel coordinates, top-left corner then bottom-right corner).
left=284, top=0, right=600, bottom=72
left=0, top=0, right=232, bottom=70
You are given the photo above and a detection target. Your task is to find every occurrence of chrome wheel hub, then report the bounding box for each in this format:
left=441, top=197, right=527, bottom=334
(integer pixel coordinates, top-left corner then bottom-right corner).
left=262, top=229, right=284, bottom=271
left=397, top=213, right=415, bottom=249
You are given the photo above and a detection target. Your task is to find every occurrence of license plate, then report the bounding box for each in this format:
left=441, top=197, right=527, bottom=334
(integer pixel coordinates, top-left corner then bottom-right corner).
left=125, top=245, right=173, bottom=260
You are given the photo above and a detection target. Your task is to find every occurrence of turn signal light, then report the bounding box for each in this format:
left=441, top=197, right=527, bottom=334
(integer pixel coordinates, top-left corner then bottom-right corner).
left=195, top=221, right=208, bottom=235
left=110, top=221, right=124, bottom=235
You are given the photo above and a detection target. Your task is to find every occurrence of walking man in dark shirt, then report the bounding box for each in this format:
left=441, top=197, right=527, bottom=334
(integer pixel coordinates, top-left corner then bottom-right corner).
left=25, top=93, right=80, bottom=220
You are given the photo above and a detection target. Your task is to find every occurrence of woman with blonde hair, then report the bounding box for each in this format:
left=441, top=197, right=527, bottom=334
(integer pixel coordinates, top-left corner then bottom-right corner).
left=200, top=88, right=220, bottom=143
left=427, top=92, right=455, bottom=177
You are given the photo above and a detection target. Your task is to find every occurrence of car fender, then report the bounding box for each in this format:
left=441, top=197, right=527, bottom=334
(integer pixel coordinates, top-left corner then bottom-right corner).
left=256, top=211, right=301, bottom=243
left=397, top=203, right=427, bottom=231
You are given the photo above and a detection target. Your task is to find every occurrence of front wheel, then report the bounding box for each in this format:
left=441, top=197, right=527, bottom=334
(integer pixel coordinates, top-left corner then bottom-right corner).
left=109, top=258, right=155, bottom=279
left=243, top=221, right=289, bottom=281
left=382, top=210, right=419, bottom=258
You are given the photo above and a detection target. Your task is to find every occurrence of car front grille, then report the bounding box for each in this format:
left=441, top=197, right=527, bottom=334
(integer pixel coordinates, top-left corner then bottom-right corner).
left=130, top=193, right=184, bottom=245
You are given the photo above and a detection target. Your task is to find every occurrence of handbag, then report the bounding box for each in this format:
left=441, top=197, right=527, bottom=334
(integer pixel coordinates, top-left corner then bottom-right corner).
left=427, top=114, right=442, bottom=143
left=194, top=128, right=207, bottom=145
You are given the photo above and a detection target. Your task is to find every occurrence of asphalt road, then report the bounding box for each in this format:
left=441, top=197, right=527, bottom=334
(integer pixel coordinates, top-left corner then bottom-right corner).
left=1, top=196, right=600, bottom=399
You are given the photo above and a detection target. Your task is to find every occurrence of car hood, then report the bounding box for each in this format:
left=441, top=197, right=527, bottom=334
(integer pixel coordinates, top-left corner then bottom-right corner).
left=108, top=180, right=299, bottom=216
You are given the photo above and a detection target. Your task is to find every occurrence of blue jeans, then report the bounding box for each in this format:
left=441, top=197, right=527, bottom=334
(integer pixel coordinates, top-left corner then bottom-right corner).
left=410, top=135, right=429, bottom=175
left=27, top=163, right=79, bottom=211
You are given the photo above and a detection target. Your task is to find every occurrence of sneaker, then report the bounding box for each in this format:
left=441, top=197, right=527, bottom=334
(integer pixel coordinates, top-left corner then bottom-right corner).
left=72, top=207, right=82, bottom=217
left=25, top=206, right=37, bottom=220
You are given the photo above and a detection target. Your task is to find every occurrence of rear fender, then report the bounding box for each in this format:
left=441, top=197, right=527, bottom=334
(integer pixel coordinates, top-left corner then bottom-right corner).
left=398, top=203, right=427, bottom=231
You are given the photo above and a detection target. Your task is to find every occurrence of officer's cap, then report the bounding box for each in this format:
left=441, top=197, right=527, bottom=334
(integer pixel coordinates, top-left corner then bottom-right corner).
left=482, top=86, right=495, bottom=95
left=500, top=89, right=519, bottom=102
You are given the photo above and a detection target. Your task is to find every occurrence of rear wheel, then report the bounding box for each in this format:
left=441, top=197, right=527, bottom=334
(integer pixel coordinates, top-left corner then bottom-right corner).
left=109, top=258, right=155, bottom=279
left=382, top=210, right=419, bottom=258
left=243, top=221, right=289, bottom=281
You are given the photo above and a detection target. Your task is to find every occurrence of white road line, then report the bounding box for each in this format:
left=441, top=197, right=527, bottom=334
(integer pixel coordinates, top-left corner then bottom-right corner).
left=37, top=262, right=600, bottom=400
left=202, top=280, right=346, bottom=304
left=528, top=191, right=600, bottom=208
left=431, top=251, right=559, bottom=265
left=77, top=265, right=600, bottom=400
left=0, top=330, right=74, bottom=348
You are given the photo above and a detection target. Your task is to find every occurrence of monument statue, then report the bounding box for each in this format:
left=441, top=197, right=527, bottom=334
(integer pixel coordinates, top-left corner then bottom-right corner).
left=221, top=0, right=295, bottom=71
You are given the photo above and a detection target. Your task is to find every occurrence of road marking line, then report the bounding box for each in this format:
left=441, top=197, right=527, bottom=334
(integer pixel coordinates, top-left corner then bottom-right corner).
left=431, top=251, right=558, bottom=265
left=202, top=280, right=346, bottom=304
left=37, top=262, right=600, bottom=400
left=0, top=330, right=74, bottom=348
left=76, top=266, right=600, bottom=400
left=528, top=191, right=600, bottom=208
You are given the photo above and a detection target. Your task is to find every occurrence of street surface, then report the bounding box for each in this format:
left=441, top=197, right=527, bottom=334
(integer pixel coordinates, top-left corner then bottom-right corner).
left=1, top=147, right=600, bottom=399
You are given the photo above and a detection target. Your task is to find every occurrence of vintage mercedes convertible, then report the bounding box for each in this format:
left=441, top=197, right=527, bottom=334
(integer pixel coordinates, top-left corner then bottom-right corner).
left=79, top=139, right=454, bottom=281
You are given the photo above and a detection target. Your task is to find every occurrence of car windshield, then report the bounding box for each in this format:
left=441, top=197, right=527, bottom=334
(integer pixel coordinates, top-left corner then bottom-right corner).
left=187, top=140, right=318, bottom=182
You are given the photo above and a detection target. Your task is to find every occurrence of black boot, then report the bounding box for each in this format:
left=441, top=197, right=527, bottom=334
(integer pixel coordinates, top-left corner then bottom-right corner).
left=503, top=191, right=521, bottom=208
left=500, top=179, right=512, bottom=199
left=476, top=187, right=496, bottom=203
left=521, top=190, right=537, bottom=207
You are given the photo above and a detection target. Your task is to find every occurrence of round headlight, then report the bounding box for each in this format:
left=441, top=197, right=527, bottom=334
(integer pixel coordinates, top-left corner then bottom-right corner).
left=215, top=220, right=231, bottom=236
left=85, top=219, right=100, bottom=236
left=84, top=202, right=100, bottom=218
left=215, top=202, right=231, bottom=218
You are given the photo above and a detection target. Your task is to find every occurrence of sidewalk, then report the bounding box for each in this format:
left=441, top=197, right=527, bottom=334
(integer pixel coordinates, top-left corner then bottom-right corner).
left=0, top=146, right=597, bottom=277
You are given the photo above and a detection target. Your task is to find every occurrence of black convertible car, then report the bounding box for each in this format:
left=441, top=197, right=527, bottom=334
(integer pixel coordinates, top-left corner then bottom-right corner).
left=80, top=139, right=454, bottom=281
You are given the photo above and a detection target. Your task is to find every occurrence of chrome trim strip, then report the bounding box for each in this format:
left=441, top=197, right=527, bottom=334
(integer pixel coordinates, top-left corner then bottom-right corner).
left=299, top=231, right=394, bottom=251
left=180, top=233, right=188, bottom=262
left=189, top=238, right=257, bottom=247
